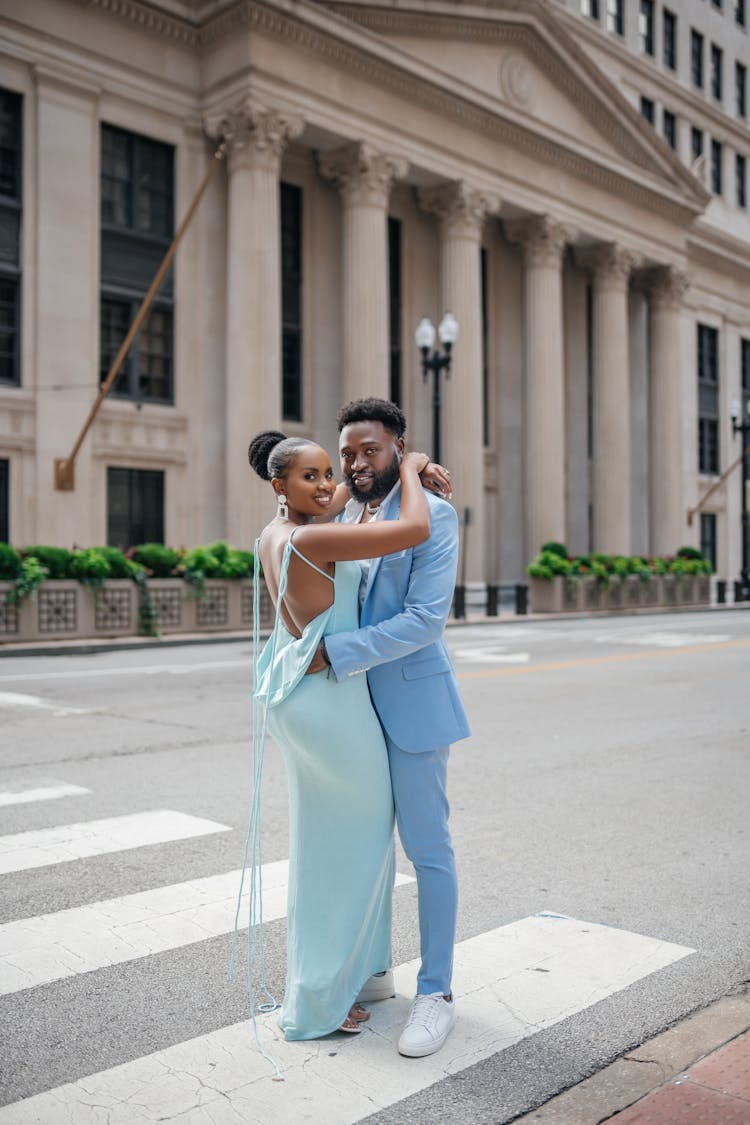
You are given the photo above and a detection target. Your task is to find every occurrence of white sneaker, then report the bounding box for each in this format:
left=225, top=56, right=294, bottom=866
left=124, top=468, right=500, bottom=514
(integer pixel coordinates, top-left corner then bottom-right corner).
left=356, top=970, right=395, bottom=1004
left=398, top=993, right=456, bottom=1057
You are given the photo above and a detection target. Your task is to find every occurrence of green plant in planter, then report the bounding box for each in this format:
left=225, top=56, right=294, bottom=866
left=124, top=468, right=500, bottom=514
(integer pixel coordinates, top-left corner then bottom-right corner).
left=69, top=547, right=113, bottom=588
left=130, top=543, right=181, bottom=578
left=5, top=557, right=48, bottom=605
left=539, top=541, right=568, bottom=560
left=22, top=545, right=74, bottom=579
left=0, top=543, right=21, bottom=581
left=527, top=549, right=573, bottom=580
left=676, top=545, right=704, bottom=561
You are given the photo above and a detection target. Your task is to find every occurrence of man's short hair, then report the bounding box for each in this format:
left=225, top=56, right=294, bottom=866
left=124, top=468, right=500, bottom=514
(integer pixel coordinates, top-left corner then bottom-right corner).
left=336, top=397, right=406, bottom=438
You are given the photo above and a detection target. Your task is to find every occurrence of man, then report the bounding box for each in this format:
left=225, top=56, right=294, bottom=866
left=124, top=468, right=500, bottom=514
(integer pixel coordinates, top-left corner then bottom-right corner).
left=310, top=397, right=471, bottom=1057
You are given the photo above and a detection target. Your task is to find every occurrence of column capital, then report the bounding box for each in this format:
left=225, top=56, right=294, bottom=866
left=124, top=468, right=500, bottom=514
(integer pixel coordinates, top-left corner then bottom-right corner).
left=418, top=181, right=499, bottom=239
left=505, top=215, right=574, bottom=267
left=318, top=142, right=408, bottom=208
left=205, top=100, right=303, bottom=174
left=641, top=264, right=690, bottom=309
left=575, top=242, right=640, bottom=287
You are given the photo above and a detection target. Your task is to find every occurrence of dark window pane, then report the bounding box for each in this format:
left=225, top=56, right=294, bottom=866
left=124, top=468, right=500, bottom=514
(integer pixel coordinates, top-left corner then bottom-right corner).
left=101, top=125, right=173, bottom=239
left=481, top=247, right=489, bottom=447
left=606, top=0, right=623, bottom=35
left=640, top=97, right=655, bottom=124
left=738, top=1, right=747, bottom=28
left=737, top=154, right=747, bottom=209
left=280, top=182, right=302, bottom=422
left=100, top=297, right=132, bottom=396
left=581, top=0, right=600, bottom=17
left=0, top=276, right=19, bottom=385
left=737, top=62, right=747, bottom=118
left=663, top=109, right=677, bottom=149
left=0, top=458, right=8, bottom=543
left=691, top=126, right=704, bottom=163
left=700, top=513, right=717, bottom=572
left=107, top=467, right=164, bottom=548
left=639, top=0, right=654, bottom=55
left=137, top=307, right=173, bottom=402
left=388, top=216, right=402, bottom=406
left=663, top=9, right=677, bottom=70
left=691, top=30, right=704, bottom=89
left=711, top=138, right=723, bottom=195
left=0, top=89, right=21, bottom=201
left=711, top=44, right=723, bottom=101
left=698, top=324, right=720, bottom=474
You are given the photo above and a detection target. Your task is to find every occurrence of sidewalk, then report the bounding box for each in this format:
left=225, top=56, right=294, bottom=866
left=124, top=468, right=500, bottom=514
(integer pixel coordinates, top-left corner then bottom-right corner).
left=516, top=990, right=750, bottom=1124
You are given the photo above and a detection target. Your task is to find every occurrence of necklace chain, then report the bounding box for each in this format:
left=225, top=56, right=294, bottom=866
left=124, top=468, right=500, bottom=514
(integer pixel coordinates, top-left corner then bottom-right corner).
left=365, top=503, right=380, bottom=516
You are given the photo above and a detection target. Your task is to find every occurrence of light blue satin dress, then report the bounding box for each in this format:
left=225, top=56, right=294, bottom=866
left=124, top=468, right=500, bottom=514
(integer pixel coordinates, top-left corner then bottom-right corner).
left=254, top=534, right=394, bottom=1040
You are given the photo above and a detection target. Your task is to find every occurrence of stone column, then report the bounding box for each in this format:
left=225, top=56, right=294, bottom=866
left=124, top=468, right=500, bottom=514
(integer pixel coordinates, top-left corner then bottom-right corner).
left=319, top=143, right=407, bottom=404
left=645, top=265, right=689, bottom=555
left=419, top=182, right=498, bottom=588
left=507, top=216, right=573, bottom=559
left=207, top=101, right=302, bottom=548
left=577, top=243, right=639, bottom=555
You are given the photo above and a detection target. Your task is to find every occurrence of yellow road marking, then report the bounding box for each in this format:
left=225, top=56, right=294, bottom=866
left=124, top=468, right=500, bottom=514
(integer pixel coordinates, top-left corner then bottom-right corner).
left=456, top=638, right=750, bottom=680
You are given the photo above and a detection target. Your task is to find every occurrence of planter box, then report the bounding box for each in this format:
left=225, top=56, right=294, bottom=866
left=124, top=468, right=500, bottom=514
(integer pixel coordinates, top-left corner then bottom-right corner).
left=525, top=573, right=710, bottom=615
left=0, top=577, right=274, bottom=644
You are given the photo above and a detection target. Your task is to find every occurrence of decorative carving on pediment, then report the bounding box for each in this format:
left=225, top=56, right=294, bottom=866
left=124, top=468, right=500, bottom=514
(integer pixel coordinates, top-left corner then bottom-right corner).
left=318, top=143, right=408, bottom=208
left=419, top=182, right=499, bottom=240
left=575, top=243, right=641, bottom=287
left=505, top=216, right=575, bottom=268
left=640, top=265, right=690, bottom=309
left=499, top=52, right=534, bottom=111
left=205, top=100, right=303, bottom=174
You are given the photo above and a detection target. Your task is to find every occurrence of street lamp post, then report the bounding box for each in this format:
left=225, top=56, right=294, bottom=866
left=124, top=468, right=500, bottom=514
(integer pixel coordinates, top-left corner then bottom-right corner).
left=415, top=313, right=458, bottom=465
left=731, top=397, right=750, bottom=602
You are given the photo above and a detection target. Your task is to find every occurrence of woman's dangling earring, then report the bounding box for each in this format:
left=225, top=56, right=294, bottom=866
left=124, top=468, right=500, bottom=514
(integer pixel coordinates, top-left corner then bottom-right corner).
left=277, top=493, right=288, bottom=519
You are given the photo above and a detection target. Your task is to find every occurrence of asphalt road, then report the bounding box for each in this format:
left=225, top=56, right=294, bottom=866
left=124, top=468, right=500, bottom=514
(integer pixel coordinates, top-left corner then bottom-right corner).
left=0, top=608, right=748, bottom=1123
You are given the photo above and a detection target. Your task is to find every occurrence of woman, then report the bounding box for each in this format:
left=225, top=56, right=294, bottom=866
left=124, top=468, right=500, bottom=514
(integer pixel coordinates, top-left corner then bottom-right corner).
left=246, top=430, right=432, bottom=1042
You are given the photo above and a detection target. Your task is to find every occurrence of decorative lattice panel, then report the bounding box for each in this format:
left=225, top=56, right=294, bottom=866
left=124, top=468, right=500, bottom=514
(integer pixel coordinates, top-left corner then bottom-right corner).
left=584, top=582, right=602, bottom=610
left=664, top=580, right=678, bottom=605
left=0, top=600, right=19, bottom=636
left=38, top=589, right=77, bottom=633
left=563, top=579, right=579, bottom=611
left=196, top=586, right=228, bottom=627
left=626, top=580, right=641, bottom=607
left=151, top=588, right=182, bottom=628
left=95, top=588, right=132, bottom=631
left=643, top=581, right=659, bottom=606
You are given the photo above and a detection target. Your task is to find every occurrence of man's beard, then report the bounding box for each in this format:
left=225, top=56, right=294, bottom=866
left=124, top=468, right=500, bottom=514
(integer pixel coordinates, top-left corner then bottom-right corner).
left=347, top=453, right=401, bottom=504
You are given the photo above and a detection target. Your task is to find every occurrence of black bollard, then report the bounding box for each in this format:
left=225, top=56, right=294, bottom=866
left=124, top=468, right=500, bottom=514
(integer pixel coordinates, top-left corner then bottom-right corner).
left=486, top=584, right=499, bottom=616
left=453, top=585, right=466, bottom=619
left=735, top=580, right=746, bottom=604
left=515, top=583, right=528, bottom=615
left=716, top=579, right=726, bottom=604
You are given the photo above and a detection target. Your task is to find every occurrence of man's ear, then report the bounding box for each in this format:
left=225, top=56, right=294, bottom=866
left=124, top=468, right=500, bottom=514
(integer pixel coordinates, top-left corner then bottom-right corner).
left=396, top=437, right=405, bottom=456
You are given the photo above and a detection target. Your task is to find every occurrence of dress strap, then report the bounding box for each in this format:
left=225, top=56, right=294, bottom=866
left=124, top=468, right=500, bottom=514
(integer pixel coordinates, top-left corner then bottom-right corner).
left=288, top=527, right=334, bottom=582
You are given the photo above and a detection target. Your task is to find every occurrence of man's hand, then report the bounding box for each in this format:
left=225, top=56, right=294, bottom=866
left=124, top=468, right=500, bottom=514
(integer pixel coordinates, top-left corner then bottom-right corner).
left=305, top=640, right=328, bottom=675
left=419, top=461, right=452, bottom=499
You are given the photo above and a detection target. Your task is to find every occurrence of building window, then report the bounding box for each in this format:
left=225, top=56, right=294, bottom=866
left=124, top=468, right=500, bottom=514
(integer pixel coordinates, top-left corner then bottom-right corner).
left=663, top=9, right=677, bottom=71
left=0, top=458, right=8, bottom=543
left=711, top=0, right=723, bottom=8
left=691, top=127, right=704, bottom=165
left=280, top=182, right=302, bottom=422
left=711, top=138, right=723, bottom=194
left=100, top=125, right=174, bottom=405
left=737, top=62, right=747, bottom=119
left=697, top=324, right=719, bottom=476
left=699, top=513, right=717, bottom=572
left=640, top=96, right=655, bottom=123
left=107, top=467, right=164, bottom=548
left=606, top=0, right=623, bottom=35
left=710, top=44, right=723, bottom=102
left=481, top=247, right=489, bottom=447
left=738, top=153, right=747, bottom=208
left=639, top=0, right=654, bottom=55
left=663, top=109, right=677, bottom=149
left=388, top=217, right=402, bottom=407
left=0, top=88, right=22, bottom=387
left=581, top=0, right=600, bottom=17
left=741, top=339, right=750, bottom=477
left=691, top=30, right=704, bottom=89
left=738, top=1, right=747, bottom=28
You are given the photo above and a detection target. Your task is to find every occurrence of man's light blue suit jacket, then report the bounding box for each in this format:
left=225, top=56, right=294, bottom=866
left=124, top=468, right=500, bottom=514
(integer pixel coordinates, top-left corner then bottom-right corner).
left=324, top=489, right=471, bottom=753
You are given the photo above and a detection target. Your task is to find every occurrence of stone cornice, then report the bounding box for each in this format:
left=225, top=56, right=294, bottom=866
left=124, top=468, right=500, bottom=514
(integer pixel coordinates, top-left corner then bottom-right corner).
left=318, top=142, right=408, bottom=207
left=687, top=225, right=750, bottom=287
left=80, top=0, right=201, bottom=44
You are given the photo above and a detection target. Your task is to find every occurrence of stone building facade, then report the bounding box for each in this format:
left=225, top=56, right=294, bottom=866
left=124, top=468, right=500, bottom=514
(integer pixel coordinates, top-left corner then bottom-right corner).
left=1, top=0, right=748, bottom=593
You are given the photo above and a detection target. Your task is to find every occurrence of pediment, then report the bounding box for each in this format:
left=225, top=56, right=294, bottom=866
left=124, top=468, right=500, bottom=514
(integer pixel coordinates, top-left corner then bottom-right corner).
left=319, top=0, right=708, bottom=211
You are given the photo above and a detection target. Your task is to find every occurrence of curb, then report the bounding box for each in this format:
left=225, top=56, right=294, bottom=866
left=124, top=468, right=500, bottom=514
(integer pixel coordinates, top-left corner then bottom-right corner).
left=513, top=988, right=750, bottom=1124
left=0, top=603, right=746, bottom=658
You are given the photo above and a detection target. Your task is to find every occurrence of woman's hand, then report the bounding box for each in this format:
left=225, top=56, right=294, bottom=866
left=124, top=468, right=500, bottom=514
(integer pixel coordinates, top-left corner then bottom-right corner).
left=401, top=451, right=430, bottom=474
left=419, top=461, right=452, bottom=499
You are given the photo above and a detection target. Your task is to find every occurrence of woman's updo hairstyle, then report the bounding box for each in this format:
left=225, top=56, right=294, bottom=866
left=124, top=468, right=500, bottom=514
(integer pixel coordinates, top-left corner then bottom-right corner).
left=248, top=431, right=311, bottom=482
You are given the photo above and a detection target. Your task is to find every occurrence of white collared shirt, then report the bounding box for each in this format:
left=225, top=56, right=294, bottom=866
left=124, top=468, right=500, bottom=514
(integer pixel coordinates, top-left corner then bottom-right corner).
left=341, top=481, right=401, bottom=610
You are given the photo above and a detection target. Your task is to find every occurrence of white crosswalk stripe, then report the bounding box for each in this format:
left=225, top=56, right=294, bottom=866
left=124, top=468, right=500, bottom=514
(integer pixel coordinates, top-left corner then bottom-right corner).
left=0, top=810, right=231, bottom=875
left=0, top=863, right=415, bottom=995
left=0, top=782, right=91, bottom=808
left=0, top=913, right=694, bottom=1124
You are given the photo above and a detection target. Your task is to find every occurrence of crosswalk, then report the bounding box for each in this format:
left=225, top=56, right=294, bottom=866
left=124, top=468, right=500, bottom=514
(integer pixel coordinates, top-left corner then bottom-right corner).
left=0, top=780, right=696, bottom=1123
